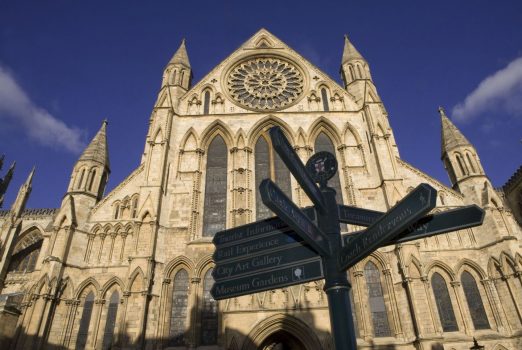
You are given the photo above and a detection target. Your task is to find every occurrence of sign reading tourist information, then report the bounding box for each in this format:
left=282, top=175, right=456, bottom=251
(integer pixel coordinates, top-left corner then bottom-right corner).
left=338, top=184, right=437, bottom=271
left=269, top=126, right=327, bottom=213
left=259, top=179, right=331, bottom=257
left=341, top=204, right=485, bottom=250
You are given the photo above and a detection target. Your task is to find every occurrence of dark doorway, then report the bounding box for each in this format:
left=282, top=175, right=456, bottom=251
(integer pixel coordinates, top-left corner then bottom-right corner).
left=259, top=330, right=307, bottom=350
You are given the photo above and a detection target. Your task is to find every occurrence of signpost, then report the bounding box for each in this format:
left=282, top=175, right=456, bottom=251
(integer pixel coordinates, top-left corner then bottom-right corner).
left=211, top=126, right=485, bottom=350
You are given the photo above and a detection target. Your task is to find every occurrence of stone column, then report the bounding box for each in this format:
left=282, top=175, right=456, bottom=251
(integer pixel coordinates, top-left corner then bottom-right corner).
left=383, top=268, right=403, bottom=338
left=421, top=275, right=441, bottom=335
left=481, top=278, right=506, bottom=333
left=188, top=277, right=201, bottom=348
left=352, top=269, right=368, bottom=340
left=91, top=298, right=106, bottom=349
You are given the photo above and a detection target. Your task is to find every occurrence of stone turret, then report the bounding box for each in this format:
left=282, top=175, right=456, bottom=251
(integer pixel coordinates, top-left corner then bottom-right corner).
left=161, top=39, right=193, bottom=98
left=67, top=120, right=110, bottom=203
left=340, top=35, right=373, bottom=100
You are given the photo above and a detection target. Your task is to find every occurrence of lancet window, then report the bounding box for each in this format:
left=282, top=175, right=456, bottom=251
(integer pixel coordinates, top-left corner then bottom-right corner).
left=364, top=262, right=392, bottom=337
left=321, top=88, right=329, bottom=111
left=200, top=269, right=218, bottom=345
left=461, top=271, right=490, bottom=330
left=102, top=291, right=120, bottom=350
left=202, top=135, right=228, bottom=236
left=254, top=133, right=292, bottom=220
left=203, top=91, right=210, bottom=115
left=76, top=292, right=95, bottom=350
left=314, top=132, right=343, bottom=203
left=431, top=273, right=458, bottom=332
left=169, top=269, right=189, bottom=346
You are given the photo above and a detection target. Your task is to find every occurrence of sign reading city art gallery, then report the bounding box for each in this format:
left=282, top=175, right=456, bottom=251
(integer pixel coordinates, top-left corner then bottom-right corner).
left=212, top=243, right=319, bottom=280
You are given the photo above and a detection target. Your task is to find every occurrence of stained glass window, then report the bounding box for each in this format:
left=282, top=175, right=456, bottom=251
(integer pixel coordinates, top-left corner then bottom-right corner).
left=102, top=291, right=119, bottom=350
left=431, top=273, right=458, bottom=332
left=321, top=88, right=329, bottom=111
left=76, top=292, right=95, bottom=350
left=170, top=270, right=189, bottom=346
left=7, top=239, right=42, bottom=273
left=461, top=271, right=490, bottom=330
left=200, top=269, right=218, bottom=345
left=314, top=133, right=342, bottom=203
left=255, top=134, right=292, bottom=220
left=364, top=262, right=391, bottom=337
left=203, top=135, right=228, bottom=236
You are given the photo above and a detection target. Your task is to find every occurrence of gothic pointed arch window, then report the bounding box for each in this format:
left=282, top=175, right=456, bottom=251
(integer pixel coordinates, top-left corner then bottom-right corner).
left=255, top=133, right=292, bottom=220
left=321, top=88, right=329, bottom=111
left=456, top=154, right=468, bottom=176
left=431, top=273, right=458, bottom=332
left=76, top=291, right=95, bottom=350
left=77, top=168, right=86, bottom=189
left=169, top=269, right=189, bottom=346
left=364, top=261, right=391, bottom=337
left=7, top=232, right=43, bottom=274
left=203, top=135, right=228, bottom=236
left=180, top=70, right=185, bottom=86
left=200, top=268, right=218, bottom=345
left=466, top=153, right=476, bottom=173
left=131, top=196, right=139, bottom=218
left=461, top=271, right=490, bottom=330
left=102, top=290, right=120, bottom=350
left=88, top=169, right=97, bottom=191
left=203, top=90, right=211, bottom=115
left=171, top=69, right=177, bottom=85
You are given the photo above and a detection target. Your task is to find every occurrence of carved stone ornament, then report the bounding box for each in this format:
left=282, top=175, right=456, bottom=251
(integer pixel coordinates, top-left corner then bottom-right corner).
left=227, top=56, right=304, bottom=111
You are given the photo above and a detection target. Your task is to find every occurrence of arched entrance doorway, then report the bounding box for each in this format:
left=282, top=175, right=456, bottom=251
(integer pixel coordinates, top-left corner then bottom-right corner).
left=259, top=330, right=306, bottom=350
left=241, top=314, right=323, bottom=350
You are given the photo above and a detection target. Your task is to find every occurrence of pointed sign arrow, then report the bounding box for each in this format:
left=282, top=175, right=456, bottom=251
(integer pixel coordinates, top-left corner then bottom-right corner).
left=260, top=179, right=331, bottom=257
left=338, top=183, right=437, bottom=271
left=269, top=126, right=326, bottom=213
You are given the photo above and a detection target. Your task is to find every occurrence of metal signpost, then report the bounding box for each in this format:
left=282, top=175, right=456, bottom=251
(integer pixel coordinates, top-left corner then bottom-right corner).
left=211, top=126, right=485, bottom=350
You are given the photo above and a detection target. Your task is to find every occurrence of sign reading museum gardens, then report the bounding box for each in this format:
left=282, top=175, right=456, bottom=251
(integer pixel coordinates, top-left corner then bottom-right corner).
left=211, top=126, right=485, bottom=350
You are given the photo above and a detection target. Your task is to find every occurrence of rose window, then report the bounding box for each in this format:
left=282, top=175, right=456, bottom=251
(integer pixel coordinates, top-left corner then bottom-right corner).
left=227, top=57, right=304, bottom=110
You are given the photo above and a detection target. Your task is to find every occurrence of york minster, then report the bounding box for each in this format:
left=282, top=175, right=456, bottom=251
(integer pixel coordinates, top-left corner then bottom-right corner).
left=0, top=29, right=521, bottom=350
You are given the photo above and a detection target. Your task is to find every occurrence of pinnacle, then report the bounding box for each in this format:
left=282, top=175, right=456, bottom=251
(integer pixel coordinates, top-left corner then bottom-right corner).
left=342, top=34, right=365, bottom=64
left=168, top=38, right=191, bottom=67
left=439, top=106, right=472, bottom=156
left=78, top=120, right=110, bottom=170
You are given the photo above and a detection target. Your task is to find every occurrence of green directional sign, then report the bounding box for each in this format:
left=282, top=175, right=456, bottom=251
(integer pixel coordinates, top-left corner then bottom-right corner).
left=338, top=183, right=437, bottom=271
left=260, top=179, right=331, bottom=257
left=211, top=258, right=323, bottom=300
left=213, top=243, right=319, bottom=281
left=269, top=126, right=326, bottom=213
left=338, top=205, right=383, bottom=226
left=342, top=205, right=484, bottom=250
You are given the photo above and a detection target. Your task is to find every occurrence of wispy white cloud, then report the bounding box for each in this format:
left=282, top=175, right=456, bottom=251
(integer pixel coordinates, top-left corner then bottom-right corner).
left=0, top=65, right=85, bottom=153
left=452, top=57, right=522, bottom=122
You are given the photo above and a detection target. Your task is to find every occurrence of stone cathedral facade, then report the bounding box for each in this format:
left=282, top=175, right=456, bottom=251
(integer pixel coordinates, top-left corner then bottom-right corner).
left=0, top=29, right=521, bottom=350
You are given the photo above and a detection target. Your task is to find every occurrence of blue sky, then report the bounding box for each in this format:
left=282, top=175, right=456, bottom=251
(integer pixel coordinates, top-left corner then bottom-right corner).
left=0, top=1, right=521, bottom=209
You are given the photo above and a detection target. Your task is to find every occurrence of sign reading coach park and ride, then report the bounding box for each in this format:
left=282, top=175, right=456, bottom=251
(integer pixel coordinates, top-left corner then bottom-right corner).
left=211, top=126, right=485, bottom=350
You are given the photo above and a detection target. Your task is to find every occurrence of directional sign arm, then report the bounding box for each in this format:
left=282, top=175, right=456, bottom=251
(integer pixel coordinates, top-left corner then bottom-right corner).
left=338, top=183, right=437, bottom=271
left=338, top=205, right=383, bottom=226
left=268, top=126, right=326, bottom=213
left=342, top=205, right=485, bottom=250
left=260, top=179, right=331, bottom=257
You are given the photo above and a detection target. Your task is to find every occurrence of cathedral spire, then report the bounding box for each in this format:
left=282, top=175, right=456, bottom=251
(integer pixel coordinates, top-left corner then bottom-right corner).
left=439, top=106, right=472, bottom=157
left=78, top=120, right=110, bottom=171
left=342, top=34, right=365, bottom=64
left=0, top=160, right=15, bottom=208
left=10, top=166, right=34, bottom=217
left=168, top=38, right=191, bottom=68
